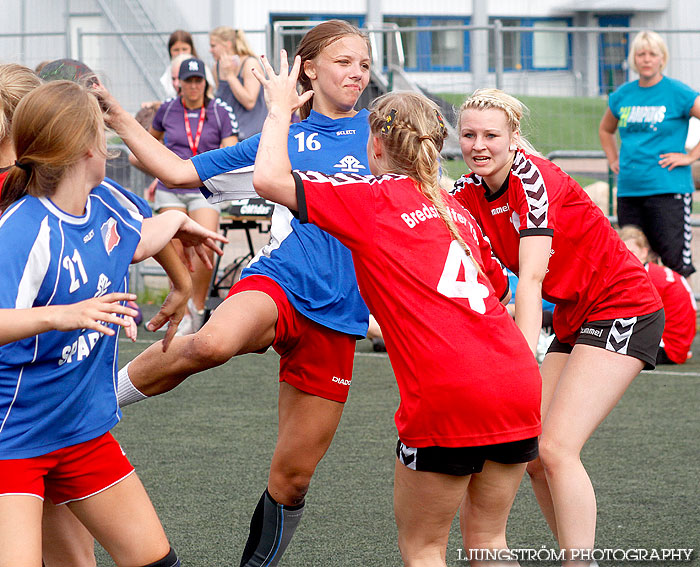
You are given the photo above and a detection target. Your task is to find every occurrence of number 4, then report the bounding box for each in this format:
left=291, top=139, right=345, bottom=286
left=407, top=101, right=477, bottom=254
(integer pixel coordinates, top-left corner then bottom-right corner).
left=437, top=241, right=489, bottom=314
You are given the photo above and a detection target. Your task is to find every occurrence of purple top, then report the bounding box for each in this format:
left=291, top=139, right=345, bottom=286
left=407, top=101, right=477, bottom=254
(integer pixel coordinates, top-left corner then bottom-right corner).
left=152, top=97, right=238, bottom=193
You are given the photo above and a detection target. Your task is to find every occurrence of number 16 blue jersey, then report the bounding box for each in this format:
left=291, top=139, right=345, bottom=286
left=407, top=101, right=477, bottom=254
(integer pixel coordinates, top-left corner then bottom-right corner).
left=192, top=109, right=371, bottom=338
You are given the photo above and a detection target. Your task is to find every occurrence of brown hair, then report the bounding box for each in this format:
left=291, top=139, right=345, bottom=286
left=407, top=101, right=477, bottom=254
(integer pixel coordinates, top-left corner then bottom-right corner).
left=210, top=26, right=257, bottom=58
left=0, top=64, right=42, bottom=142
left=1, top=81, right=105, bottom=210
left=459, top=88, right=541, bottom=157
left=295, top=20, right=371, bottom=120
left=168, top=29, right=198, bottom=59
left=369, top=91, right=481, bottom=271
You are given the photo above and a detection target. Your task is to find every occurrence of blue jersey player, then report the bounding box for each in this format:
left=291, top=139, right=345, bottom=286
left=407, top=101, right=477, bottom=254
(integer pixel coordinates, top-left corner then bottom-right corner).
left=101, top=20, right=373, bottom=566
left=0, top=80, right=226, bottom=567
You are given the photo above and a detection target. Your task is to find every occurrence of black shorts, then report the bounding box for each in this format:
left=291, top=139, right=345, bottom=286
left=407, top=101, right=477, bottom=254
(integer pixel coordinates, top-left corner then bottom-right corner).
left=396, top=437, right=539, bottom=477
left=547, top=308, right=665, bottom=370
left=617, top=193, right=695, bottom=277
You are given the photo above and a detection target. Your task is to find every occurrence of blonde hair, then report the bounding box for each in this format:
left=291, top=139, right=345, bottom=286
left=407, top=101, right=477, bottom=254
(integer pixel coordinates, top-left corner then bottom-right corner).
left=628, top=30, right=668, bottom=74
left=1, top=81, right=105, bottom=210
left=618, top=225, right=650, bottom=249
left=459, top=88, right=541, bottom=157
left=369, top=91, right=480, bottom=270
left=210, top=26, right=257, bottom=57
left=0, top=64, right=42, bottom=142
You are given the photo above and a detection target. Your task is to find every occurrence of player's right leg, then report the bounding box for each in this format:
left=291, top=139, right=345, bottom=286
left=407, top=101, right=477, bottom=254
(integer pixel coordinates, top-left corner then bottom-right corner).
left=461, top=460, right=528, bottom=567
left=0, top=495, right=43, bottom=567
left=393, top=458, right=470, bottom=567
left=119, top=287, right=278, bottom=402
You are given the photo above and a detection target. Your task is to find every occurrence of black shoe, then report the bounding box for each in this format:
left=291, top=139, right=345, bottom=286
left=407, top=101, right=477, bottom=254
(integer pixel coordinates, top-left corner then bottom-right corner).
left=371, top=337, right=386, bottom=352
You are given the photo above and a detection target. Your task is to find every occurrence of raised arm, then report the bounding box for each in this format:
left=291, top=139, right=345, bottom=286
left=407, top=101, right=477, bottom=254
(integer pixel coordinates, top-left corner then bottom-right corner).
left=220, top=56, right=263, bottom=111
left=251, top=52, right=314, bottom=210
left=96, top=84, right=201, bottom=188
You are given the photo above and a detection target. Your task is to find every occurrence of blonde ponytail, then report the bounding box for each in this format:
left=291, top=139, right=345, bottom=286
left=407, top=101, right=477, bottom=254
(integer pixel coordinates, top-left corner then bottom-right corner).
left=369, top=92, right=483, bottom=273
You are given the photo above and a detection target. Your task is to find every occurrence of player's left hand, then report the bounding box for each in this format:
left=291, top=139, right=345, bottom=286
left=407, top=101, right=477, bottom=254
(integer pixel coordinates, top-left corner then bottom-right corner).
left=659, top=152, right=693, bottom=170
left=174, top=217, right=228, bottom=271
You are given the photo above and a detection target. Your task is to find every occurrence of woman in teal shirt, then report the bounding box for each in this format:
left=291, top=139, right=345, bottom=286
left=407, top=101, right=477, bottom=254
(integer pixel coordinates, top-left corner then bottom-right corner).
left=599, top=30, right=700, bottom=277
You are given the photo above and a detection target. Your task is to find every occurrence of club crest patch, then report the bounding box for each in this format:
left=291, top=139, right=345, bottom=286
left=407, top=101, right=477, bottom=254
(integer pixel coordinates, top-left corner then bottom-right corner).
left=101, top=217, right=120, bottom=255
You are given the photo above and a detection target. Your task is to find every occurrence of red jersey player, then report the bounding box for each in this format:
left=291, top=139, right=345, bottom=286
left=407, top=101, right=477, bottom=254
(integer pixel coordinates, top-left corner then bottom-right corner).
left=620, top=225, right=696, bottom=364
left=251, top=53, right=542, bottom=566
left=455, top=88, right=664, bottom=566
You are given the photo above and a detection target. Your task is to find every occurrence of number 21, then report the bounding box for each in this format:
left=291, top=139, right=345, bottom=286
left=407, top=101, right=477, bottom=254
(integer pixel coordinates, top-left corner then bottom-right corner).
left=62, top=249, right=88, bottom=293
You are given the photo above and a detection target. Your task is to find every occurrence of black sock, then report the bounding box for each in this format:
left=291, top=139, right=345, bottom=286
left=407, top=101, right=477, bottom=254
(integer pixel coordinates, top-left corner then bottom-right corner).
left=141, top=547, right=180, bottom=567
left=240, top=489, right=305, bottom=567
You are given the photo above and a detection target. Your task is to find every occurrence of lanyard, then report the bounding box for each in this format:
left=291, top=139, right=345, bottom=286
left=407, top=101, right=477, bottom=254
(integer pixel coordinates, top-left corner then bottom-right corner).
left=183, top=102, right=206, bottom=156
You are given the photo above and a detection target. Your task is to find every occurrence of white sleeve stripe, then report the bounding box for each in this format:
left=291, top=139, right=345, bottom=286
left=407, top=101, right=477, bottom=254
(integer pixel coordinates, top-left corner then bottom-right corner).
left=99, top=181, right=145, bottom=223
left=0, top=199, right=26, bottom=228
left=202, top=166, right=256, bottom=203
left=16, top=216, right=51, bottom=309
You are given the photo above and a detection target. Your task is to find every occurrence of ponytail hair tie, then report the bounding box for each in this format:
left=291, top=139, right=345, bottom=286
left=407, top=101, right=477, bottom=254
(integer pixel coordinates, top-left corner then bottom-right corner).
left=434, top=109, right=446, bottom=133
left=15, top=160, right=31, bottom=172
left=381, top=109, right=398, bottom=135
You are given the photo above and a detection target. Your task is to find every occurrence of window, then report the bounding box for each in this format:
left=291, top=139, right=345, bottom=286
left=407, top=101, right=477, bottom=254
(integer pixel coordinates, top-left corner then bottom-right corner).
left=490, top=18, right=571, bottom=71
left=270, top=14, right=365, bottom=62
left=489, top=19, right=521, bottom=70
left=532, top=20, right=569, bottom=69
left=384, top=17, right=418, bottom=69
left=431, top=20, right=464, bottom=68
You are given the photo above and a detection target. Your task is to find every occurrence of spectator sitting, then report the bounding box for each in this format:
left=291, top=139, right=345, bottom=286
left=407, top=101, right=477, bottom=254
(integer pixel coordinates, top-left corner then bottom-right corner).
left=620, top=225, right=697, bottom=365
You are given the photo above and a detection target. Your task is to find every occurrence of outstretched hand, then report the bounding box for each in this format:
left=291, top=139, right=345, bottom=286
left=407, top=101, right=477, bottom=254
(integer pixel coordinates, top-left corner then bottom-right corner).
left=145, top=286, right=188, bottom=351
left=252, top=50, right=314, bottom=115
left=175, top=216, right=228, bottom=271
left=54, top=293, right=139, bottom=336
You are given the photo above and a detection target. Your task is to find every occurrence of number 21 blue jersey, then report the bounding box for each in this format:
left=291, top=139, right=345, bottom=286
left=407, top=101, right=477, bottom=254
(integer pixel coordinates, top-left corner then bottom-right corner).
left=0, top=179, right=148, bottom=459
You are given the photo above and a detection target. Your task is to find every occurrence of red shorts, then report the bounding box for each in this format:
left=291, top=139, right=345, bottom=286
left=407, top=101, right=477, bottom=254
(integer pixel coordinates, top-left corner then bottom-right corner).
left=228, top=275, right=356, bottom=403
left=0, top=432, right=134, bottom=505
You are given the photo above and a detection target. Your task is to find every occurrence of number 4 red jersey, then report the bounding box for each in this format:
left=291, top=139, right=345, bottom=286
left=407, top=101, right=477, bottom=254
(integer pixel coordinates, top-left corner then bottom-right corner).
left=294, top=170, right=542, bottom=449
left=452, top=151, right=662, bottom=345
